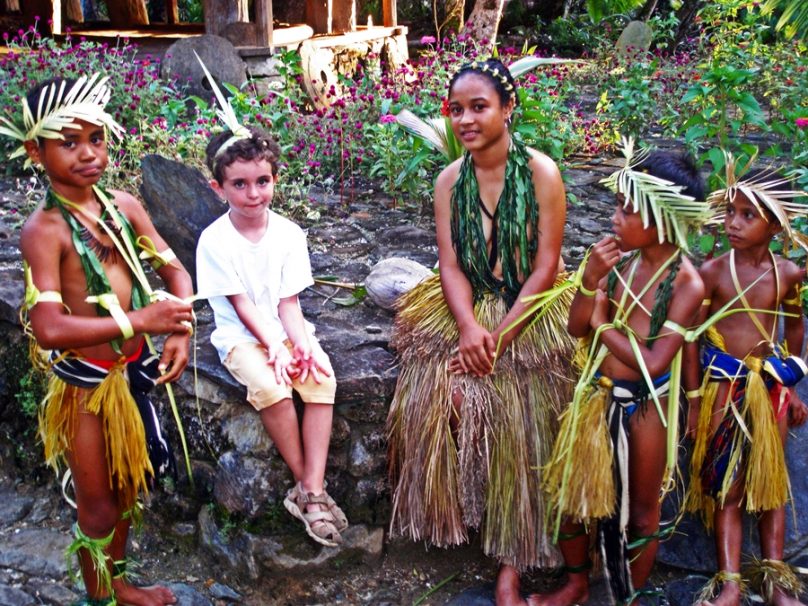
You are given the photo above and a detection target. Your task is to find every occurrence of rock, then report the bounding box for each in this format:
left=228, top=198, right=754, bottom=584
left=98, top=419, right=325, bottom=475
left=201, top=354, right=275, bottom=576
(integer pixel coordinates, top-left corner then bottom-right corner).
left=140, top=155, right=225, bottom=283
left=208, top=581, right=242, bottom=601
left=166, top=582, right=214, bottom=606
left=365, top=257, right=432, bottom=310
left=219, top=406, right=273, bottom=456
left=665, top=575, right=710, bottom=606
left=0, top=584, right=34, bottom=606
left=445, top=585, right=495, bottom=606
left=24, top=578, right=79, bottom=605
left=0, top=489, right=34, bottom=528
left=0, top=528, right=70, bottom=579
left=616, top=21, right=654, bottom=55
left=160, top=35, right=247, bottom=99
left=260, top=524, right=384, bottom=570
left=349, top=429, right=387, bottom=477
left=213, top=451, right=288, bottom=517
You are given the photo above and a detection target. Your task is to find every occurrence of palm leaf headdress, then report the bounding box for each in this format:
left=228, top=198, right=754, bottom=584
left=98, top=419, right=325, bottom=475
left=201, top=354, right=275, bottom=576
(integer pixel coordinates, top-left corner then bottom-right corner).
left=0, top=73, right=124, bottom=168
left=600, top=136, right=712, bottom=251
left=194, top=52, right=251, bottom=158
left=708, top=150, right=808, bottom=252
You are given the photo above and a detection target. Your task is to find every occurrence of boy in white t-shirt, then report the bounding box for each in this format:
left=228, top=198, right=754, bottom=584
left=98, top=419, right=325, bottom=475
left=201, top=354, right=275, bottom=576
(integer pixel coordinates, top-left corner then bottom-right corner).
left=196, top=126, right=347, bottom=547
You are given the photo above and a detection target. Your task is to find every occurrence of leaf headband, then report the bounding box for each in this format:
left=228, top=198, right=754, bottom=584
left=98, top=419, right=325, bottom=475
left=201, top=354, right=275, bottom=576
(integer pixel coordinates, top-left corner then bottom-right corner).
left=194, top=52, right=252, bottom=159
left=460, top=60, right=515, bottom=94
left=709, top=150, right=808, bottom=252
left=600, top=137, right=712, bottom=251
left=0, top=73, right=124, bottom=168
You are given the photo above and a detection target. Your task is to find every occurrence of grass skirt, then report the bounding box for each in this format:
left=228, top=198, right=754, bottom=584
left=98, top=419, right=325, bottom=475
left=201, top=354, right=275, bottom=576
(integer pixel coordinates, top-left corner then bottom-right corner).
left=387, top=274, right=575, bottom=571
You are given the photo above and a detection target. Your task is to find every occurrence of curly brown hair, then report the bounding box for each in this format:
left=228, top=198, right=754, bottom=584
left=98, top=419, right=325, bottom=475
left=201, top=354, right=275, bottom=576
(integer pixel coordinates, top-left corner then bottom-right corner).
left=206, top=126, right=282, bottom=184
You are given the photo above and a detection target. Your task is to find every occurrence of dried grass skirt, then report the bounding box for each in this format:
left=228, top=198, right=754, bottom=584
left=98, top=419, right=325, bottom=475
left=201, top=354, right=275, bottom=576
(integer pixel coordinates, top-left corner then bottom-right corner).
left=386, top=274, right=575, bottom=571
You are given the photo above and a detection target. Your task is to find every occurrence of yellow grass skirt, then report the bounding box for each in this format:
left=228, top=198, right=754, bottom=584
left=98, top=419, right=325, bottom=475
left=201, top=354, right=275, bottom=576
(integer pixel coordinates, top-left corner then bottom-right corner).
left=387, top=274, right=575, bottom=571
left=39, top=366, right=153, bottom=510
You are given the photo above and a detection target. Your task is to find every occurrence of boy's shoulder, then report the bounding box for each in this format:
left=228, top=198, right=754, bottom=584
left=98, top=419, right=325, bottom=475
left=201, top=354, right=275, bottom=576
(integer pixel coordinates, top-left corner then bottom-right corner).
left=266, top=209, right=305, bottom=235
left=774, top=254, right=804, bottom=286
left=672, top=255, right=705, bottom=300
left=20, top=202, right=68, bottom=249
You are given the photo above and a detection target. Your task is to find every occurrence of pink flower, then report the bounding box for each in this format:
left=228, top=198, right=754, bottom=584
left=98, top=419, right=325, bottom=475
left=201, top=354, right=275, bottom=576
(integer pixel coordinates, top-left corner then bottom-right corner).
left=796, top=117, right=808, bottom=129
left=380, top=114, right=397, bottom=124
left=420, top=36, right=436, bottom=45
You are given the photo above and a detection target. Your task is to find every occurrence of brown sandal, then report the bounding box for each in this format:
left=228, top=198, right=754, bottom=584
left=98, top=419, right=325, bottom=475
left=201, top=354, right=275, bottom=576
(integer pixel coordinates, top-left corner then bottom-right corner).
left=284, top=484, right=342, bottom=547
left=323, top=488, right=349, bottom=532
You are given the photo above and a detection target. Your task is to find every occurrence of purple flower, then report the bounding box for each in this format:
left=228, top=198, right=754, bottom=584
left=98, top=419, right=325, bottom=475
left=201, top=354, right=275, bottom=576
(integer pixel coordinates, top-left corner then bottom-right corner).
left=797, top=118, right=808, bottom=129
left=420, top=35, right=436, bottom=45
left=380, top=114, right=397, bottom=124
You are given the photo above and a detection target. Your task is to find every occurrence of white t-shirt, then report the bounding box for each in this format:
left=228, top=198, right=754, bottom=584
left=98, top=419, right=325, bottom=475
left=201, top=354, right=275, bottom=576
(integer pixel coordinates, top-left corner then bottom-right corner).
left=196, top=209, right=315, bottom=362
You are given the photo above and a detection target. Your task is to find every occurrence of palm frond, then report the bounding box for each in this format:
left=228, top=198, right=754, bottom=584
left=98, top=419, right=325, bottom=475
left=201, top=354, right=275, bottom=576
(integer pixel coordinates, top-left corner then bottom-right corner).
left=507, top=56, right=586, bottom=78
left=601, top=136, right=713, bottom=250
left=194, top=51, right=250, bottom=139
left=395, top=109, right=454, bottom=160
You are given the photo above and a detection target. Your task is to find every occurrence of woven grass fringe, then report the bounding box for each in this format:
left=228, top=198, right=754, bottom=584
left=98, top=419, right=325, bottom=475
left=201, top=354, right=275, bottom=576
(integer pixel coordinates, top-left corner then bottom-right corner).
left=543, top=378, right=616, bottom=527
left=685, top=351, right=789, bottom=527
left=387, top=274, right=575, bottom=571
left=694, top=570, right=746, bottom=605
left=40, top=370, right=153, bottom=509
left=744, top=557, right=804, bottom=603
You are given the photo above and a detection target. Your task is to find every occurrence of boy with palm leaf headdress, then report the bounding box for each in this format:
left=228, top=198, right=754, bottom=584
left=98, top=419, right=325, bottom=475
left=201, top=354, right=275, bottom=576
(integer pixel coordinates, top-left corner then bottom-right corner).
left=538, top=138, right=709, bottom=606
left=2, top=76, right=194, bottom=606
left=686, top=153, right=808, bottom=606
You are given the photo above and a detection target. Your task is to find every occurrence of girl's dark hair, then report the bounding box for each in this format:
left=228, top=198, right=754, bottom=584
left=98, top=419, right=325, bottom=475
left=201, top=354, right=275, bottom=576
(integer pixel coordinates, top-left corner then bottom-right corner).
left=637, top=150, right=705, bottom=201
left=206, top=126, right=282, bottom=183
left=448, top=58, right=518, bottom=108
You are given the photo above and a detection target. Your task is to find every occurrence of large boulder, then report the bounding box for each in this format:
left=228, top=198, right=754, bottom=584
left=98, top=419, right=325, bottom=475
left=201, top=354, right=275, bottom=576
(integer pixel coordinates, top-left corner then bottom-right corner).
left=160, top=35, right=247, bottom=99
left=140, top=154, right=225, bottom=283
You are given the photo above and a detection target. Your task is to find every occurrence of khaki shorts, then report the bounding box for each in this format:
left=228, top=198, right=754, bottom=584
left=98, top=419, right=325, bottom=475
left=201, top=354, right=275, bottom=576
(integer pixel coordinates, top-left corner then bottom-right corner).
left=224, top=341, right=337, bottom=410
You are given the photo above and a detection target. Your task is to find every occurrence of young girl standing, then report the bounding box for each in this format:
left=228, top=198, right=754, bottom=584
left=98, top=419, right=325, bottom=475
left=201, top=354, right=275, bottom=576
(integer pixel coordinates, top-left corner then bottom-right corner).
left=387, top=58, right=575, bottom=605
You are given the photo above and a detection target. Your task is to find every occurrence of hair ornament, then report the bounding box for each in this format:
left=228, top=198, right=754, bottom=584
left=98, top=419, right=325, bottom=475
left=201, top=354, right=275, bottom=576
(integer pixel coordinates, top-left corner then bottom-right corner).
left=709, top=150, right=808, bottom=252
left=600, top=136, right=712, bottom=251
left=194, top=52, right=252, bottom=159
left=0, top=73, right=124, bottom=168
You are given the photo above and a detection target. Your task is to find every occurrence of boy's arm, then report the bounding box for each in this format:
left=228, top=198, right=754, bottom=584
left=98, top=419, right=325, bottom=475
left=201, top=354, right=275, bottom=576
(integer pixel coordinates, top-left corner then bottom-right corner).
left=434, top=162, right=495, bottom=376
left=781, top=263, right=805, bottom=357
left=21, top=215, right=193, bottom=352
left=593, top=267, right=705, bottom=378
left=568, top=236, right=622, bottom=337
left=493, top=154, right=566, bottom=352
left=118, top=191, right=195, bottom=383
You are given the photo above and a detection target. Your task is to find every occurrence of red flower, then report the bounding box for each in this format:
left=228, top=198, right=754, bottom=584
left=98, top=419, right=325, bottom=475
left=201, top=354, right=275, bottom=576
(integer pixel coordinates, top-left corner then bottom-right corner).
left=440, top=98, right=450, bottom=117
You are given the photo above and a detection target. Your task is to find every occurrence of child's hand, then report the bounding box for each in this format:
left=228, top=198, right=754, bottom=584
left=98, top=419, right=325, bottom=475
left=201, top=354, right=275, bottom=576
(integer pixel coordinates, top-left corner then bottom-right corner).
left=134, top=299, right=194, bottom=335
left=457, top=322, right=495, bottom=377
left=267, top=341, right=294, bottom=385
left=157, top=331, right=191, bottom=384
left=788, top=389, right=808, bottom=427
left=582, top=237, right=621, bottom=290
left=293, top=345, right=332, bottom=384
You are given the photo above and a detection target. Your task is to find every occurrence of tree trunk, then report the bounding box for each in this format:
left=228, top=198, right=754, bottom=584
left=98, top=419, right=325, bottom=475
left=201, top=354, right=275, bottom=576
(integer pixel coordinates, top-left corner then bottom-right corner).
left=66, top=0, right=83, bottom=22
left=436, top=0, right=465, bottom=38
left=671, top=0, right=702, bottom=50
left=2, top=0, right=21, bottom=12
left=463, top=0, right=510, bottom=48
left=107, top=0, right=149, bottom=26
left=637, top=0, right=658, bottom=20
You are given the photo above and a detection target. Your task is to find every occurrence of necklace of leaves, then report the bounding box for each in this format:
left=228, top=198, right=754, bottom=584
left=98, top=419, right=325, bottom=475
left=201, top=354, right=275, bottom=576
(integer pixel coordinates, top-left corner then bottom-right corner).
left=450, top=138, right=538, bottom=307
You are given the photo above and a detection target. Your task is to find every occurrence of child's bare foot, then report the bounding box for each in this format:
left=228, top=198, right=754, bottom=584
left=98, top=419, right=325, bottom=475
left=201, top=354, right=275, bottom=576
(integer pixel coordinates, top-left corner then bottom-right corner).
left=699, top=581, right=742, bottom=606
left=530, top=577, right=589, bottom=606
left=113, top=581, right=177, bottom=606
left=770, top=586, right=806, bottom=606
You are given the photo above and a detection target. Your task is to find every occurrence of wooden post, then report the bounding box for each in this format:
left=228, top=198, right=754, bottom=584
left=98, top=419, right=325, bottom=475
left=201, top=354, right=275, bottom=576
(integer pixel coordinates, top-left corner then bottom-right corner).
left=383, top=0, right=396, bottom=27
left=254, top=0, right=273, bottom=46
left=332, top=0, right=355, bottom=32
left=305, top=0, right=331, bottom=33
left=166, top=0, right=178, bottom=23
left=203, top=0, right=248, bottom=36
